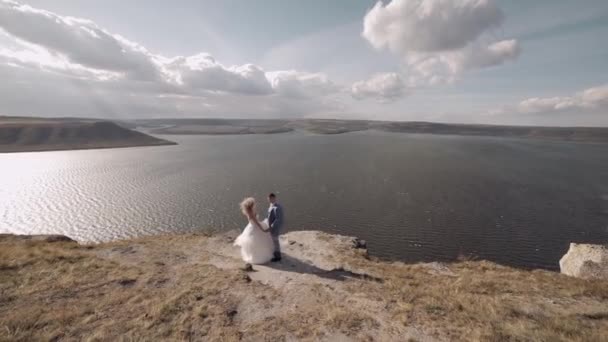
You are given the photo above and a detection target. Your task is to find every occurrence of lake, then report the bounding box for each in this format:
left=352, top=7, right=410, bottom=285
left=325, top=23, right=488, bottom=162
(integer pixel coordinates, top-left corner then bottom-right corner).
left=1, top=131, right=607, bottom=270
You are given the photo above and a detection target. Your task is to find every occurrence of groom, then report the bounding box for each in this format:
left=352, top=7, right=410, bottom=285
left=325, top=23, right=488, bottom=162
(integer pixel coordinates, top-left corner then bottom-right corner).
left=267, top=193, right=283, bottom=262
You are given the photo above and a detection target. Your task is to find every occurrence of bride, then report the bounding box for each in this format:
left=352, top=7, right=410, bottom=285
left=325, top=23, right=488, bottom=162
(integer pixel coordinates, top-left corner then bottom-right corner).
left=234, top=197, right=275, bottom=264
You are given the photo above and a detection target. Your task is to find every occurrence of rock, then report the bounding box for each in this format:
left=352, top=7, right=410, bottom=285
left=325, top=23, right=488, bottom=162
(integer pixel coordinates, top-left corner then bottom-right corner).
left=117, top=278, right=137, bottom=287
left=9, top=234, right=76, bottom=243
left=559, top=243, right=608, bottom=280
left=352, top=237, right=367, bottom=249
left=423, top=262, right=457, bottom=277
left=41, top=235, right=76, bottom=243
left=226, top=309, right=238, bottom=320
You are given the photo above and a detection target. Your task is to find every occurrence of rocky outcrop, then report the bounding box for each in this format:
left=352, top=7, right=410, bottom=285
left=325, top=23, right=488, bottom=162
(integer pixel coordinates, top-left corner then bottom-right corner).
left=559, top=243, right=608, bottom=280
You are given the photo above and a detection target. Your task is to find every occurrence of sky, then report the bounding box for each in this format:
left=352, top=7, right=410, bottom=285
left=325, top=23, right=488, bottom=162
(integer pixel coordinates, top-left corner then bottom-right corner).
left=0, top=0, right=607, bottom=126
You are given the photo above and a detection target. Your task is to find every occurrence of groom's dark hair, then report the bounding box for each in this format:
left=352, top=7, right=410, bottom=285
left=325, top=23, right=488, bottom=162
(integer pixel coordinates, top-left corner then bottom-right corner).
left=268, top=193, right=276, bottom=198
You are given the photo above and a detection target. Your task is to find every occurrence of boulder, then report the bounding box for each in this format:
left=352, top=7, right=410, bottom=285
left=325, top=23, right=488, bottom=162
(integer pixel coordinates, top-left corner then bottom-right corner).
left=352, top=237, right=367, bottom=249
left=559, top=243, right=608, bottom=280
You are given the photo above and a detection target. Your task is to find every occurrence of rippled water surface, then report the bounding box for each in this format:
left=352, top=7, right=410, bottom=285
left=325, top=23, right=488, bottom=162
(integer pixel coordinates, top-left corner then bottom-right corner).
left=2, top=131, right=608, bottom=270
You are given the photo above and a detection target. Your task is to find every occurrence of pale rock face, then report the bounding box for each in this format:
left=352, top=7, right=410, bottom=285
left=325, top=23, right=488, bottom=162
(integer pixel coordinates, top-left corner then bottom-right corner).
left=559, top=243, right=608, bottom=280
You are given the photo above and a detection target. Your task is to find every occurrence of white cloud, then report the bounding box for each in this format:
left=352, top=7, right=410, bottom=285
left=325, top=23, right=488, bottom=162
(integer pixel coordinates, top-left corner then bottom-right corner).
left=163, top=54, right=273, bottom=95
left=267, top=70, right=338, bottom=98
left=362, top=0, right=520, bottom=85
left=447, top=39, right=521, bottom=72
left=0, top=0, right=159, bottom=81
left=517, top=97, right=574, bottom=114
left=351, top=72, right=406, bottom=102
left=0, top=1, right=277, bottom=94
left=500, top=84, right=608, bottom=115
left=0, top=0, right=344, bottom=95
left=0, top=35, right=115, bottom=80
left=363, top=0, right=503, bottom=53
left=580, top=85, right=608, bottom=107
left=0, top=0, right=345, bottom=118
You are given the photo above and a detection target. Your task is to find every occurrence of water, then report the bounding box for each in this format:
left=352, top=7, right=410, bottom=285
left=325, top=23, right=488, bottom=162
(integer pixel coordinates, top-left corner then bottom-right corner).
left=1, top=131, right=608, bottom=270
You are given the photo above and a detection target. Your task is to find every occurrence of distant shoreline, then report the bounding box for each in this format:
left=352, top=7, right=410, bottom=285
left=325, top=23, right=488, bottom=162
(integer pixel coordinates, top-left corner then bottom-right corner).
left=136, top=118, right=608, bottom=143
left=3, top=116, right=608, bottom=147
left=0, top=117, right=176, bottom=153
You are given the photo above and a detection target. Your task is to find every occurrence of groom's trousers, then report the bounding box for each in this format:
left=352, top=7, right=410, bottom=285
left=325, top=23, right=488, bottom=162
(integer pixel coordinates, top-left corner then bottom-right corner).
left=271, top=228, right=281, bottom=255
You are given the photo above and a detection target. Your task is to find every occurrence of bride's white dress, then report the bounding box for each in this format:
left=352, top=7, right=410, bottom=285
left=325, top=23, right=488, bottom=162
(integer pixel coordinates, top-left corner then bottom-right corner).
left=234, top=218, right=274, bottom=264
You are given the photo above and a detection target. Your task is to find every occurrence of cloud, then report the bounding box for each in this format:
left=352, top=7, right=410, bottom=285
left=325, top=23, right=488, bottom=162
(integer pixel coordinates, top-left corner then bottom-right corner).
left=362, top=0, right=520, bottom=85
left=0, top=0, right=341, bottom=98
left=0, top=0, right=159, bottom=80
left=0, top=60, right=346, bottom=119
left=267, top=70, right=338, bottom=98
left=448, top=39, right=521, bottom=72
left=163, top=54, right=273, bottom=95
left=0, top=0, right=345, bottom=118
left=351, top=72, right=406, bottom=102
left=363, top=0, right=503, bottom=53
left=495, top=84, right=608, bottom=115
left=0, top=1, right=279, bottom=95
left=517, top=97, right=575, bottom=114
left=0, top=34, right=115, bottom=80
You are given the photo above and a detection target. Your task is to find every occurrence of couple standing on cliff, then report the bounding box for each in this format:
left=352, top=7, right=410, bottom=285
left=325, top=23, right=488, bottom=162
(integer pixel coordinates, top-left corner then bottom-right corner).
left=234, top=193, right=284, bottom=265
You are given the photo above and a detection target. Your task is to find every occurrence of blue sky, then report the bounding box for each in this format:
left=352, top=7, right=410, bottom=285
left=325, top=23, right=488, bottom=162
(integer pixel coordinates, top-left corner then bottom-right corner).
left=1, top=0, right=607, bottom=125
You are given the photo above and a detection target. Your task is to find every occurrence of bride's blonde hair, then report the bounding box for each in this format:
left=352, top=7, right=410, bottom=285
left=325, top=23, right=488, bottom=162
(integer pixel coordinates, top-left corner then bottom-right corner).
left=240, top=197, right=256, bottom=217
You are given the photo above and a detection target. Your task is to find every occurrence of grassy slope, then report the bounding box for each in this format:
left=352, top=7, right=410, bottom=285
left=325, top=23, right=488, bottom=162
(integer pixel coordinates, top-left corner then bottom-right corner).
left=0, top=118, right=175, bottom=153
left=1, top=232, right=607, bottom=341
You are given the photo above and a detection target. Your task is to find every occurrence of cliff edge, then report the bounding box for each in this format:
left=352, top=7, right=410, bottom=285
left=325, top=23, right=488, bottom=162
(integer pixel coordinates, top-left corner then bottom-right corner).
left=1, top=231, right=607, bottom=341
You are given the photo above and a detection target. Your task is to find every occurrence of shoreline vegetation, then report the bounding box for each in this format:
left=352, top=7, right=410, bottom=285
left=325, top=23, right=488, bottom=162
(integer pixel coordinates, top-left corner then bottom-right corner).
left=0, top=116, right=176, bottom=153
left=1, top=231, right=607, bottom=341
left=138, top=118, right=608, bottom=143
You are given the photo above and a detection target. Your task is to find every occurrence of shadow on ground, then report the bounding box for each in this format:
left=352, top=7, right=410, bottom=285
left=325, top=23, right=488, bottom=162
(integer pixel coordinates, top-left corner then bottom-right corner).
left=263, top=254, right=383, bottom=283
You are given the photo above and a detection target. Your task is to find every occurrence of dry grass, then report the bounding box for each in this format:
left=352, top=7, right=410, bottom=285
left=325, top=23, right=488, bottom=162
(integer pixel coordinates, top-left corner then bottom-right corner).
left=0, top=235, right=392, bottom=341
left=1, top=233, right=607, bottom=341
left=0, top=235, right=248, bottom=341
left=342, top=258, right=608, bottom=341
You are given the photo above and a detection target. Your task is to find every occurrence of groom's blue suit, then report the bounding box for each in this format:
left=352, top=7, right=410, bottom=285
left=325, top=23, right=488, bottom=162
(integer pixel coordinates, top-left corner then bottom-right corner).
left=268, top=203, right=283, bottom=255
